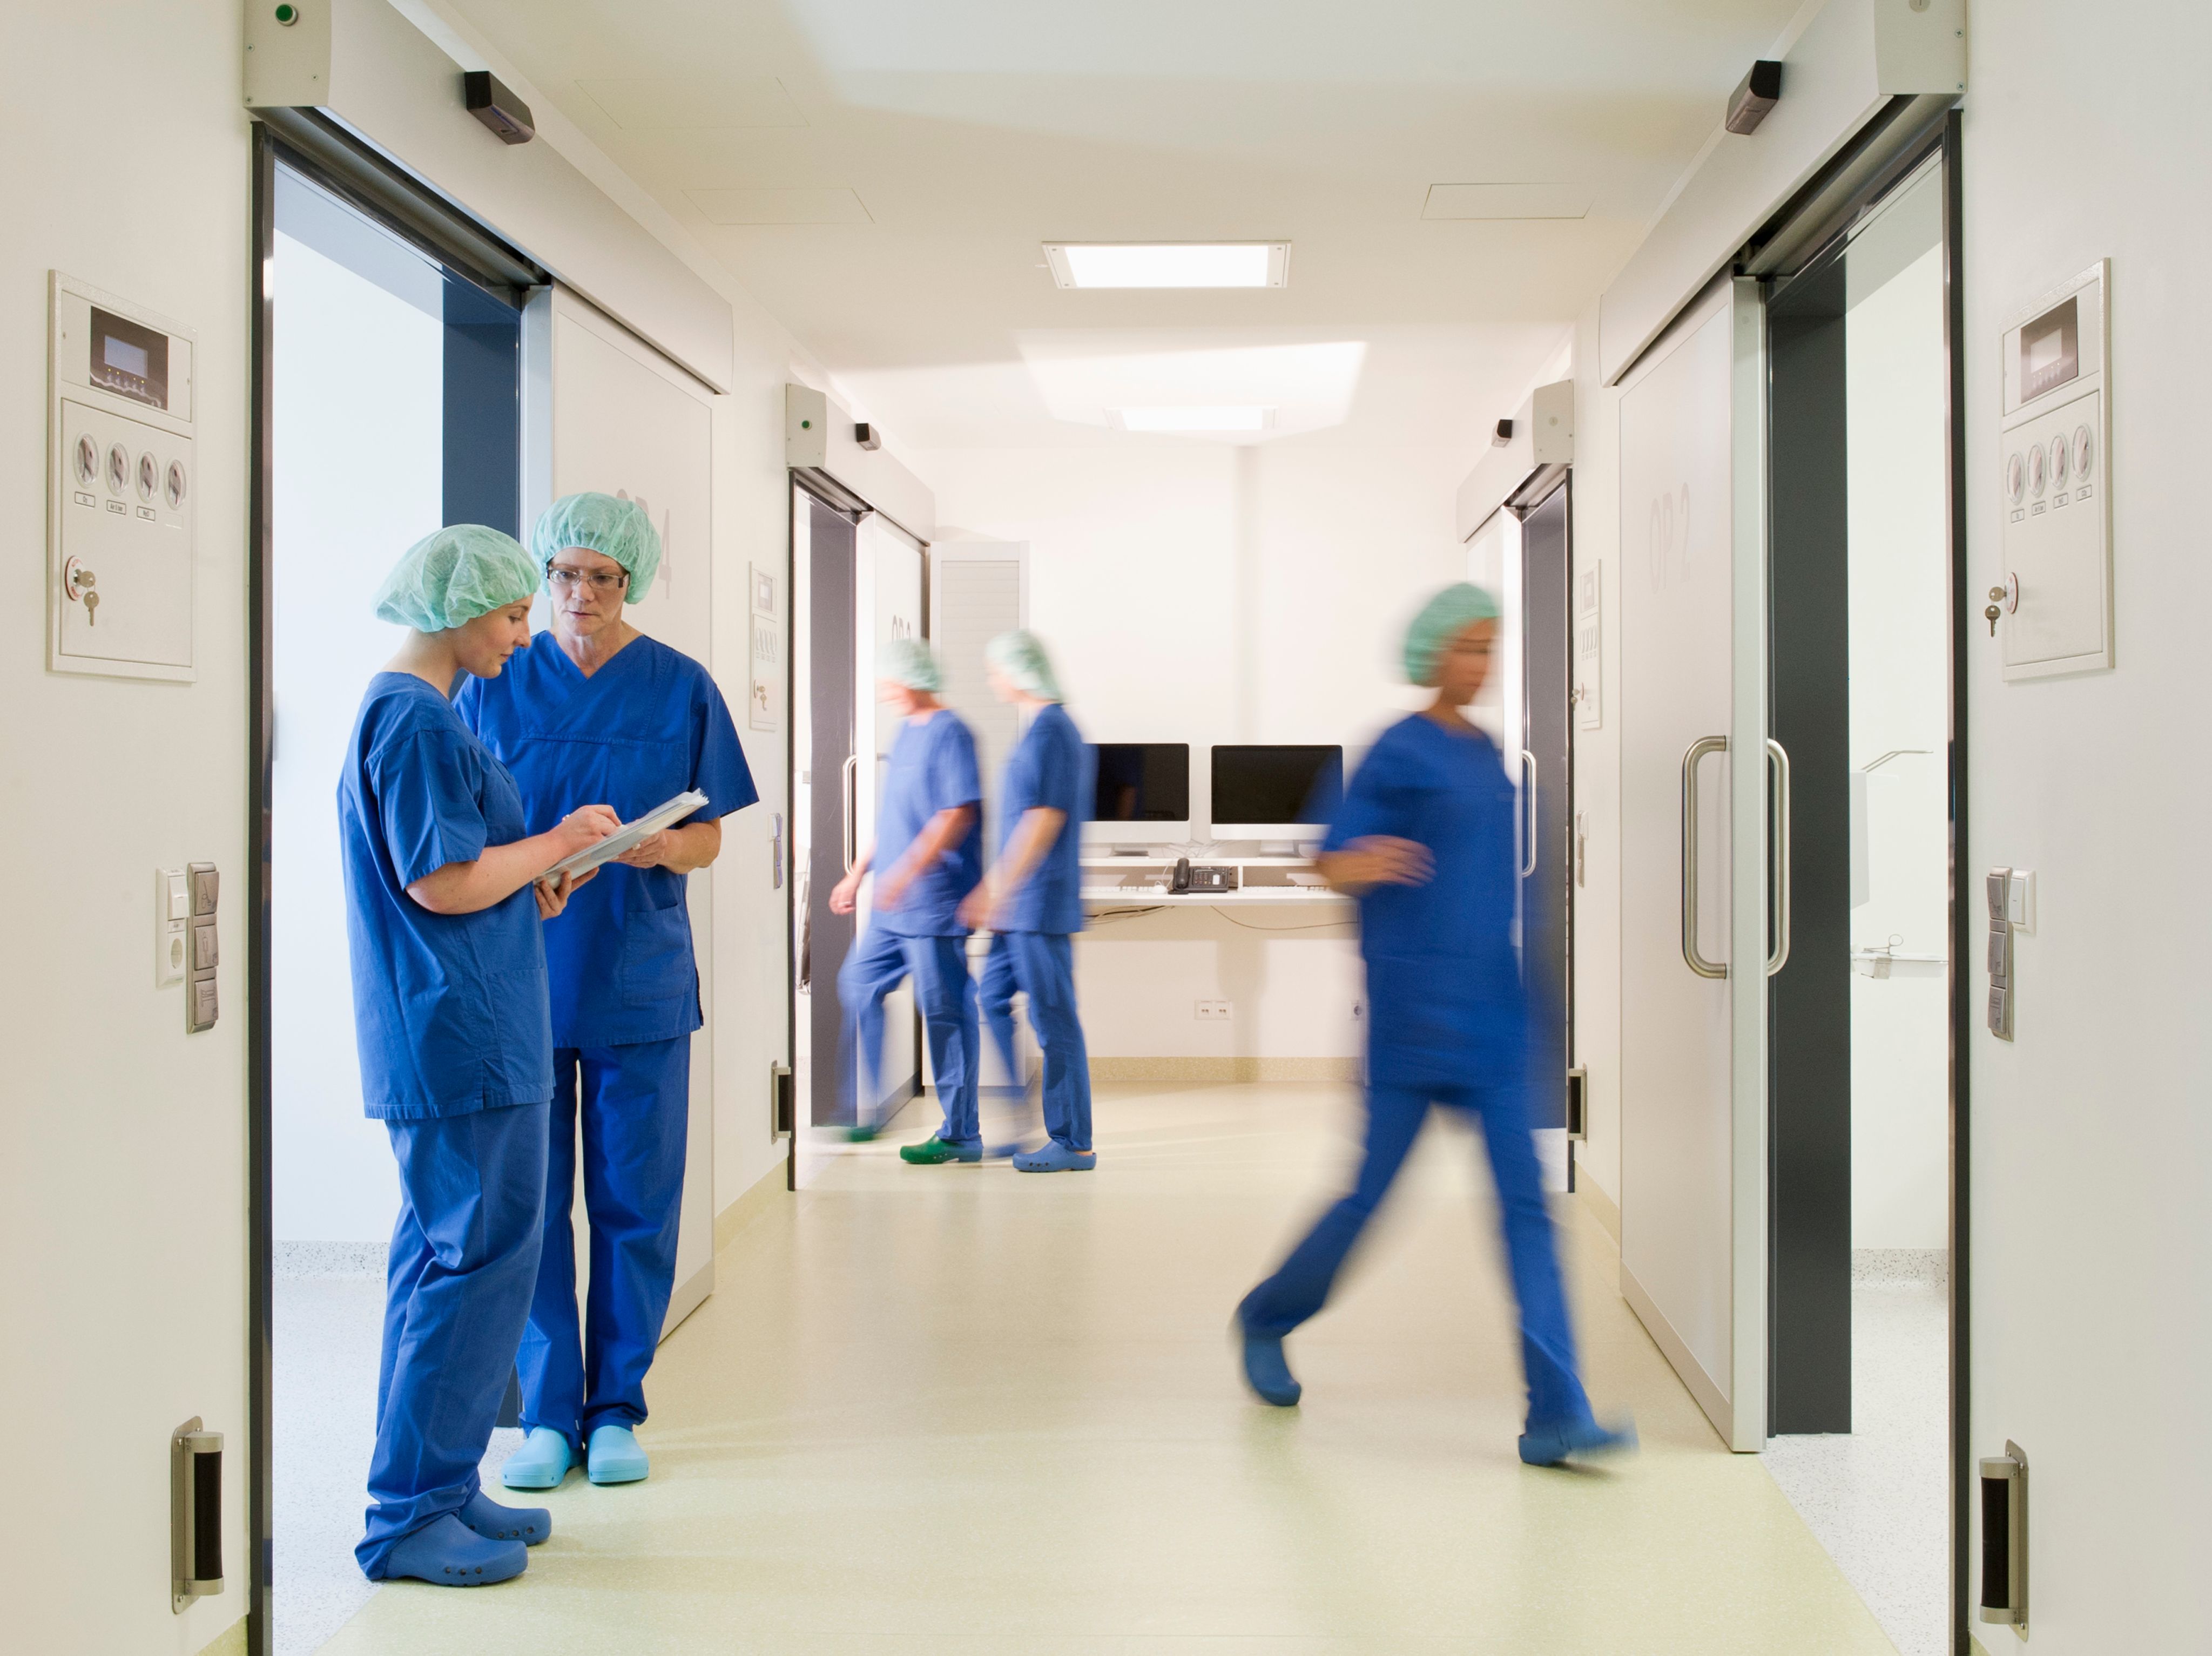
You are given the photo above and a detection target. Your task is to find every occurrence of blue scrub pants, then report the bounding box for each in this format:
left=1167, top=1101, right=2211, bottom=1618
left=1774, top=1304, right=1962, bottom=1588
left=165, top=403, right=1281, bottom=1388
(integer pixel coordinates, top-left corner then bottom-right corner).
left=518, top=1036, right=690, bottom=1451
left=1238, top=1077, right=1594, bottom=1430
left=838, top=925, right=982, bottom=1143
left=980, top=930, right=1091, bottom=1152
left=359, top=1100, right=548, bottom=1578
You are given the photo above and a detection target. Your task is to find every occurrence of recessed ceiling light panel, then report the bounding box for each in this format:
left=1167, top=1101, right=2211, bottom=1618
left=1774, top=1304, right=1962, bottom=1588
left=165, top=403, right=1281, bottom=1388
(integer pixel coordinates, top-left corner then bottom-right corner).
left=1110, top=406, right=1275, bottom=433
left=1044, top=242, right=1290, bottom=290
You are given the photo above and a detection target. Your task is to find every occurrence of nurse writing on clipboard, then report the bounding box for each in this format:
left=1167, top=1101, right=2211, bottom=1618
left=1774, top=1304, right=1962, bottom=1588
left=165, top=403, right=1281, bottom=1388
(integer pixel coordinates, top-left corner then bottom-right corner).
left=340, top=526, right=617, bottom=1587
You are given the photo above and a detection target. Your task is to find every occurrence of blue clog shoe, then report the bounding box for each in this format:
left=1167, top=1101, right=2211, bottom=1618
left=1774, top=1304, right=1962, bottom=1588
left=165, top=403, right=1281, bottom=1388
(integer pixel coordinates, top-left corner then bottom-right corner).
left=383, top=1513, right=527, bottom=1586
left=1518, top=1415, right=1638, bottom=1467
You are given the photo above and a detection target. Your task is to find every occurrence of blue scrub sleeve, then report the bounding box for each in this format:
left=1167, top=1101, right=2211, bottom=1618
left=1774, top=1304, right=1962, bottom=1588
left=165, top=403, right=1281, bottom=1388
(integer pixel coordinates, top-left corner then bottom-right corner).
left=1320, top=738, right=1410, bottom=854
left=374, top=729, right=493, bottom=889
left=1034, top=716, right=1082, bottom=816
left=933, top=720, right=983, bottom=814
left=688, top=678, right=758, bottom=822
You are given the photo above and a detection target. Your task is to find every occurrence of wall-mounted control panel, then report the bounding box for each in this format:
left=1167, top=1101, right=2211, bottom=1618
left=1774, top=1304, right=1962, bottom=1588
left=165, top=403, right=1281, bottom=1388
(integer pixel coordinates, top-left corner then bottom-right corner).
left=1990, top=866, right=2033, bottom=1042
left=186, top=862, right=219, bottom=1033
left=1995, top=261, right=2110, bottom=680
left=49, top=272, right=197, bottom=682
left=1983, top=866, right=2035, bottom=1040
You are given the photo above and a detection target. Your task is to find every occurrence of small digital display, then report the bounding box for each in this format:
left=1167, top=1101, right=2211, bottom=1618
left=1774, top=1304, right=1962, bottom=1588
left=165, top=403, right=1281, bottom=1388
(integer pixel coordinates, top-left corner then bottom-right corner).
left=2018, top=296, right=2078, bottom=403
left=89, top=306, right=168, bottom=409
left=103, top=336, right=150, bottom=378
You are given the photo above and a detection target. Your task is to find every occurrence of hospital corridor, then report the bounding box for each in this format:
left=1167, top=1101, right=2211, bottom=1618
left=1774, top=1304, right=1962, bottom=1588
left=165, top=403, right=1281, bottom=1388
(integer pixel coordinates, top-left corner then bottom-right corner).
left=5, top=4, right=2207, bottom=1655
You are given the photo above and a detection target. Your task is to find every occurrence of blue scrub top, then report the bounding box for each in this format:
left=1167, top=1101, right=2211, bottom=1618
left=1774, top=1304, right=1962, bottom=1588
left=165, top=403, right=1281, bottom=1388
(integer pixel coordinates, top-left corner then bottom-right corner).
left=338, top=673, right=554, bottom=1120
left=457, top=631, right=757, bottom=1049
left=996, top=701, right=1091, bottom=936
left=874, top=709, right=983, bottom=936
left=1322, top=713, right=1526, bottom=1086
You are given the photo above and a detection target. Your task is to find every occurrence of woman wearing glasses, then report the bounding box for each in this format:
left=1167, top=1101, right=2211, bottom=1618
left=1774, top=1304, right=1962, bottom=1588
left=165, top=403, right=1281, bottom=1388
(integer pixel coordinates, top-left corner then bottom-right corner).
left=457, top=492, right=757, bottom=1492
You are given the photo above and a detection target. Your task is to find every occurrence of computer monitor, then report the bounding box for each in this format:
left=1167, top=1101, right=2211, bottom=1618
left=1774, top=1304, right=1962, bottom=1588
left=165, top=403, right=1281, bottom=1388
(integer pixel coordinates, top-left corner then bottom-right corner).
left=1083, top=743, right=1191, bottom=853
left=1210, top=745, right=1344, bottom=852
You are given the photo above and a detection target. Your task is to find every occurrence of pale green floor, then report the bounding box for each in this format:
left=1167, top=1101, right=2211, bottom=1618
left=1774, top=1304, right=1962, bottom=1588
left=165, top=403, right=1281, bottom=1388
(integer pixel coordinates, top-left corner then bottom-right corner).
left=320, top=1082, right=1896, bottom=1655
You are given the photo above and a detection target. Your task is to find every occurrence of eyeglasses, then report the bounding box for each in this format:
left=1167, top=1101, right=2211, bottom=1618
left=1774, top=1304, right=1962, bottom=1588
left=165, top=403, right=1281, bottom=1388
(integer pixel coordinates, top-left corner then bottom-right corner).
left=547, top=567, right=628, bottom=593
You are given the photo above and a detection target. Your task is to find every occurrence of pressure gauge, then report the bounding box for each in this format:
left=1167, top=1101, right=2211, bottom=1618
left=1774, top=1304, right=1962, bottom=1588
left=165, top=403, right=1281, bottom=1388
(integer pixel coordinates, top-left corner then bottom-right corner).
left=107, top=441, right=131, bottom=495
left=74, top=432, right=99, bottom=486
left=2048, top=434, right=2069, bottom=489
left=166, top=459, right=188, bottom=510
left=138, top=451, right=159, bottom=501
left=2006, top=451, right=2025, bottom=504
left=2027, top=443, right=2046, bottom=496
left=2072, top=424, right=2094, bottom=479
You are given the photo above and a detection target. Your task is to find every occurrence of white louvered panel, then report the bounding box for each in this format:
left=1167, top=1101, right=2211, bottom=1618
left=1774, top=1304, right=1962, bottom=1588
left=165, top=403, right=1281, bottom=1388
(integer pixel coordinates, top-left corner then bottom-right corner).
left=936, top=557, right=1023, bottom=834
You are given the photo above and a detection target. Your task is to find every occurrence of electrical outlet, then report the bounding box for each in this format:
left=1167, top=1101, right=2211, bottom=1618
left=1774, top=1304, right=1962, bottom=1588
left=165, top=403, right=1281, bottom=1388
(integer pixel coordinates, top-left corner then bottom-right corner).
left=1193, top=999, right=1231, bottom=1021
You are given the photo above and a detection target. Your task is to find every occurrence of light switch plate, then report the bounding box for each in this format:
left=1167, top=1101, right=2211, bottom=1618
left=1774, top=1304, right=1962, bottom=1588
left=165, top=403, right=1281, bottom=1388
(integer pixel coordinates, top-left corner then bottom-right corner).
left=2006, top=868, right=2035, bottom=931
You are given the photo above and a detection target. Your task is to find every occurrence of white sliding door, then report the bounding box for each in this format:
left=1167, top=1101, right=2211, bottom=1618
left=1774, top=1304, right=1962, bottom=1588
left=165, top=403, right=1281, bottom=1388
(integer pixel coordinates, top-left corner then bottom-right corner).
left=855, top=515, right=925, bottom=1111
left=534, top=287, right=719, bottom=1335
left=1616, top=278, right=1770, bottom=1451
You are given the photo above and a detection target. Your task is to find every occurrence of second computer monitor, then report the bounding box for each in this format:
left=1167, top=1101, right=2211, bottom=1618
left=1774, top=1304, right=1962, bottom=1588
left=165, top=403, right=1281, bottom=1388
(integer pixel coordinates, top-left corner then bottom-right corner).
left=1085, top=742, right=1191, bottom=849
left=1210, top=745, right=1344, bottom=848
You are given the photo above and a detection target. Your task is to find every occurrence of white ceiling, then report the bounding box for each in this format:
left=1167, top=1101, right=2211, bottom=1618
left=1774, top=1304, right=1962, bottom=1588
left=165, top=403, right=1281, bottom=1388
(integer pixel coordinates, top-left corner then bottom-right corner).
left=449, top=0, right=1803, bottom=454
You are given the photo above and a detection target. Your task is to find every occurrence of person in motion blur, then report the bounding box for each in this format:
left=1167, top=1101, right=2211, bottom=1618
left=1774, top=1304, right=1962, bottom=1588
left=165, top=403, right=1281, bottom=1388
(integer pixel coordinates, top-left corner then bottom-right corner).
left=960, top=630, right=1096, bottom=1172
left=1232, top=582, right=1634, bottom=1467
left=831, top=639, right=987, bottom=1161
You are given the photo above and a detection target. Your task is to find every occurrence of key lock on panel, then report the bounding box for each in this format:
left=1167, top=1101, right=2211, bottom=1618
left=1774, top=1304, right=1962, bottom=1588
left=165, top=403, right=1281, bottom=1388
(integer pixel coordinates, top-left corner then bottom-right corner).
left=1678, top=735, right=1792, bottom=980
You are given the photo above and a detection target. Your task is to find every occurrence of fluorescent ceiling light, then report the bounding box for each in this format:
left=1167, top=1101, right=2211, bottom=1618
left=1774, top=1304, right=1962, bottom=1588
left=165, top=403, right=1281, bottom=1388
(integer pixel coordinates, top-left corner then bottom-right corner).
left=1044, top=242, right=1289, bottom=289
left=1111, top=406, right=1273, bottom=433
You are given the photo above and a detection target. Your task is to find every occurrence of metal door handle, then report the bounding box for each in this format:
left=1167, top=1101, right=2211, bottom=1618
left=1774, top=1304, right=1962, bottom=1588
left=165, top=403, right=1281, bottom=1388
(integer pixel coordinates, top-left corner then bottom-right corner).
left=1520, top=751, right=1538, bottom=878
left=1766, top=738, right=1791, bottom=976
left=840, top=754, right=858, bottom=874
left=1681, top=735, right=1728, bottom=979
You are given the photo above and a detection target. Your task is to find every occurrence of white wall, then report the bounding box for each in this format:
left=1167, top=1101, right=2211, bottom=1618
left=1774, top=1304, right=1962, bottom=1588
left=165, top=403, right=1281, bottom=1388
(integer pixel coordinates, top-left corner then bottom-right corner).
left=270, top=230, right=443, bottom=1246
left=707, top=340, right=805, bottom=1212
left=921, top=430, right=1469, bottom=1059
left=1845, top=243, right=1948, bottom=1253
left=0, top=3, right=252, bottom=1648
left=1962, top=3, right=2212, bottom=1643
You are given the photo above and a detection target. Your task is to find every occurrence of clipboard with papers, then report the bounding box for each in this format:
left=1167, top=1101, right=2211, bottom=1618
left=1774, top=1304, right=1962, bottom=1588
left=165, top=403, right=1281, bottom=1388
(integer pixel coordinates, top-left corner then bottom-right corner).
left=539, top=789, right=710, bottom=882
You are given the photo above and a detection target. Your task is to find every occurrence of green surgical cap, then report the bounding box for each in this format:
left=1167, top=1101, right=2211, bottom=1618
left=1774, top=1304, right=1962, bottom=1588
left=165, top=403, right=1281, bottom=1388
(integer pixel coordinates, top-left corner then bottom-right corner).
left=985, top=629, right=1062, bottom=701
left=373, top=524, right=539, bottom=632
left=531, top=492, right=662, bottom=603
left=1402, top=582, right=1501, bottom=685
left=876, top=638, right=943, bottom=693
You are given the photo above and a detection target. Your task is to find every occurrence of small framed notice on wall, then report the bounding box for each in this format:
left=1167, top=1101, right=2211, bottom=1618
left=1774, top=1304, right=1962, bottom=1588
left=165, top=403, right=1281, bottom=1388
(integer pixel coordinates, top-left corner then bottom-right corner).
left=748, top=564, right=780, bottom=732
left=1573, top=558, right=1602, bottom=730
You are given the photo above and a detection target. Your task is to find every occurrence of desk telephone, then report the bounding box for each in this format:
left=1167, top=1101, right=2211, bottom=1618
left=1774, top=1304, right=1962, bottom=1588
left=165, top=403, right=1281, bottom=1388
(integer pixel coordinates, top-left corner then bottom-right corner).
left=1170, top=859, right=1236, bottom=895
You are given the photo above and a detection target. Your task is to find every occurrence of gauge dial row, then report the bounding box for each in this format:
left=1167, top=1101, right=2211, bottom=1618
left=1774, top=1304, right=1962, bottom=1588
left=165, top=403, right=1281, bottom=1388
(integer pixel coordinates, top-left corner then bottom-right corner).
left=2005, top=423, right=2095, bottom=504
left=72, top=432, right=187, bottom=509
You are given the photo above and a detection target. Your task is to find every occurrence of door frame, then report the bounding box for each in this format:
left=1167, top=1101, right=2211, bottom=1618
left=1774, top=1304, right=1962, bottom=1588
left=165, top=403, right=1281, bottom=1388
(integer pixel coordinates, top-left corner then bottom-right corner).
left=244, top=120, right=543, bottom=1656
left=1509, top=475, right=1577, bottom=1162
left=1939, top=113, right=1974, bottom=1656
left=1754, top=114, right=1972, bottom=1651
